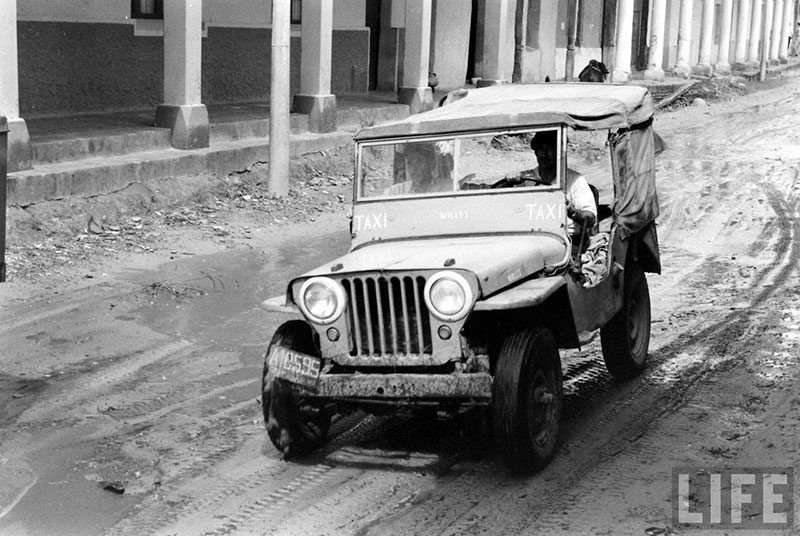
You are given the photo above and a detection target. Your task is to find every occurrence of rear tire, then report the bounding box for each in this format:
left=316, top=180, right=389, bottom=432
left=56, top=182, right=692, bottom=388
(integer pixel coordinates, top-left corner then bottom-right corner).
left=262, top=320, right=331, bottom=458
left=492, top=327, right=563, bottom=474
left=600, top=262, right=651, bottom=379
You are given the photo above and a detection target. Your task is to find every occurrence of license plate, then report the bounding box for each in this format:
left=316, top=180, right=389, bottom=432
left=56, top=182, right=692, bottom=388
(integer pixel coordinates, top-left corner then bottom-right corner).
left=268, top=346, right=321, bottom=390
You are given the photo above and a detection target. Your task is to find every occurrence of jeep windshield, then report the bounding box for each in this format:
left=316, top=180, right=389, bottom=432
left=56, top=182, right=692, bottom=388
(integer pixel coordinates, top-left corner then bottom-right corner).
left=356, top=128, right=564, bottom=201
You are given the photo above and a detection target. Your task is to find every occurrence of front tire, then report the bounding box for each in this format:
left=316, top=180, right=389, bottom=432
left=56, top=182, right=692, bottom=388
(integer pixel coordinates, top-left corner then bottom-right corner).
left=492, top=327, right=563, bottom=474
left=262, top=320, right=331, bottom=458
left=600, top=262, right=651, bottom=379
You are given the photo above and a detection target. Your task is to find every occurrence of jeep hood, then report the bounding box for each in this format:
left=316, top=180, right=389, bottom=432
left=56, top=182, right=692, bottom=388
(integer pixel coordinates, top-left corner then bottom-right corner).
left=298, top=235, right=568, bottom=297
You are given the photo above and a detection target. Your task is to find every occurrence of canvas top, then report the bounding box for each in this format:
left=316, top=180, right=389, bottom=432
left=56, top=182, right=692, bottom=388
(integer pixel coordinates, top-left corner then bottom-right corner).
left=355, top=83, right=655, bottom=141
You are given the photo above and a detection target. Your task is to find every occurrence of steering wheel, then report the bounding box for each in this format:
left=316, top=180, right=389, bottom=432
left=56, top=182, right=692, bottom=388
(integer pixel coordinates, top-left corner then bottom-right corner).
left=490, top=176, right=542, bottom=189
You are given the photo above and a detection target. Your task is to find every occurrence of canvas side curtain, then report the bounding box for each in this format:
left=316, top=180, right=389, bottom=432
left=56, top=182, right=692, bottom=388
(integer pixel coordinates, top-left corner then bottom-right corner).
left=609, top=124, right=660, bottom=240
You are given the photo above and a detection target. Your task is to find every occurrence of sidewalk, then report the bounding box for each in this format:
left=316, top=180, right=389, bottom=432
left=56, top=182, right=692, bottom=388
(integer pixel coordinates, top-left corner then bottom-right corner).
left=6, top=57, right=799, bottom=207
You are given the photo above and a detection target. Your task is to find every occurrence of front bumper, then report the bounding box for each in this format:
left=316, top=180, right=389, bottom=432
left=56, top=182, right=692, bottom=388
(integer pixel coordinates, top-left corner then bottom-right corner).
left=305, top=372, right=493, bottom=400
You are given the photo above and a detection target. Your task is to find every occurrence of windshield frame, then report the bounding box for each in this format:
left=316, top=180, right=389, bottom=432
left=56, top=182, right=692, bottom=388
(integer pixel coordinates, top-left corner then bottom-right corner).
left=355, top=126, right=565, bottom=203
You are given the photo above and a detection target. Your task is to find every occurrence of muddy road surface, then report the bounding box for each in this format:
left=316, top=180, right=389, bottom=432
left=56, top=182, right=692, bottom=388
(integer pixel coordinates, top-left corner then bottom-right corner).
left=2, top=73, right=800, bottom=536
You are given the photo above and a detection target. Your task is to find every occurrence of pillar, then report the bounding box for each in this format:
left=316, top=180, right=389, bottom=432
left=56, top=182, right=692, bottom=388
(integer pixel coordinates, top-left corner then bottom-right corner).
left=0, top=0, right=31, bottom=172
left=778, top=0, right=793, bottom=61
left=613, top=0, right=635, bottom=82
left=716, top=0, right=735, bottom=72
left=292, top=0, right=336, bottom=132
left=694, top=0, right=716, bottom=75
left=734, top=0, right=752, bottom=68
left=747, top=0, right=764, bottom=65
left=769, top=0, right=784, bottom=62
left=154, top=0, right=209, bottom=149
left=398, top=0, right=433, bottom=113
left=645, top=0, right=668, bottom=80
left=269, top=0, right=291, bottom=196
left=477, top=0, right=513, bottom=86
left=673, top=0, right=695, bottom=77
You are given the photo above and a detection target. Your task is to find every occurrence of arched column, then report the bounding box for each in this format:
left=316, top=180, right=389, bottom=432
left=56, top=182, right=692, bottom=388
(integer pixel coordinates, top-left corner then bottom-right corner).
left=769, top=0, right=784, bottom=62
left=673, top=0, right=695, bottom=77
left=0, top=0, right=31, bottom=172
left=694, top=0, right=717, bottom=75
left=778, top=0, right=793, bottom=61
left=716, top=0, right=735, bottom=72
left=733, top=0, right=753, bottom=68
left=645, top=0, right=669, bottom=80
left=613, top=0, right=635, bottom=82
left=293, top=0, right=336, bottom=133
left=398, top=0, right=433, bottom=113
left=477, top=0, right=514, bottom=86
left=747, top=0, right=764, bottom=66
left=154, top=0, right=209, bottom=149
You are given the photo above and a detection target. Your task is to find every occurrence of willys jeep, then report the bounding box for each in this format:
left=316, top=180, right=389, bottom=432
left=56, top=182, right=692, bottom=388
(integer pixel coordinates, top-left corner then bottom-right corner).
left=261, top=83, right=661, bottom=473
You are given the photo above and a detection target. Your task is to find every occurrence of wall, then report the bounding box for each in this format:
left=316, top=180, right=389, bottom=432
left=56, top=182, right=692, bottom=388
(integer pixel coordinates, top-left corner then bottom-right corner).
left=15, top=0, right=369, bottom=117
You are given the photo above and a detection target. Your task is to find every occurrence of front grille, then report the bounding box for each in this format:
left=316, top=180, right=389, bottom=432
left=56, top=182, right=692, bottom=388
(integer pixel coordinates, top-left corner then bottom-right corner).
left=342, top=275, right=433, bottom=357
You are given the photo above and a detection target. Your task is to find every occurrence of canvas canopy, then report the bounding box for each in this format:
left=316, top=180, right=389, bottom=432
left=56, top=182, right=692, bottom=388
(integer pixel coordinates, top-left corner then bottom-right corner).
left=355, top=83, right=656, bottom=140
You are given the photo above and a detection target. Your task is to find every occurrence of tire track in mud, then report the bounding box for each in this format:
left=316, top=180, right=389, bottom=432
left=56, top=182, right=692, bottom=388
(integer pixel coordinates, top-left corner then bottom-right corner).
left=346, top=158, right=800, bottom=536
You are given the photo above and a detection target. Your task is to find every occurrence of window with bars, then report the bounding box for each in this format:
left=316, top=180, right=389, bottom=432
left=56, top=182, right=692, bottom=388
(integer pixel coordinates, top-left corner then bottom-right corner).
left=132, top=0, right=163, bottom=20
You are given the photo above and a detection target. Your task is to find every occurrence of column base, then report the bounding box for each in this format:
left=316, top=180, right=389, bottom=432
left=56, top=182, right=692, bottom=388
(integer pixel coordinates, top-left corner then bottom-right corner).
left=779, top=56, right=789, bottom=64
left=731, top=61, right=749, bottom=72
left=672, top=64, right=692, bottom=79
left=475, top=78, right=510, bottom=88
left=398, top=87, right=434, bottom=114
left=611, top=67, right=630, bottom=83
left=5, top=117, right=32, bottom=172
left=692, top=63, right=713, bottom=77
left=292, top=94, right=337, bottom=133
left=643, top=68, right=665, bottom=81
left=154, top=104, right=209, bottom=150
left=714, top=61, right=732, bottom=74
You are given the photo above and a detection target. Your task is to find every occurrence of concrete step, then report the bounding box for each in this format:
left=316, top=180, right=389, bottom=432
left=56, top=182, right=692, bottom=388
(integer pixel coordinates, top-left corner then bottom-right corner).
left=8, top=130, right=354, bottom=207
left=209, top=113, right=309, bottom=143
left=30, top=128, right=172, bottom=165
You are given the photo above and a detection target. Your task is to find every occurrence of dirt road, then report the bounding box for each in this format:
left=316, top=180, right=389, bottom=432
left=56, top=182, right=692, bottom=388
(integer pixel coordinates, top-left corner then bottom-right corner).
left=1, top=72, right=799, bottom=536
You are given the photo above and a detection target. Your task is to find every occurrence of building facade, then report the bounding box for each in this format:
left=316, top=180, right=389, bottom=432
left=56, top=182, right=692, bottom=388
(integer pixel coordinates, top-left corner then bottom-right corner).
left=1, top=0, right=797, bottom=172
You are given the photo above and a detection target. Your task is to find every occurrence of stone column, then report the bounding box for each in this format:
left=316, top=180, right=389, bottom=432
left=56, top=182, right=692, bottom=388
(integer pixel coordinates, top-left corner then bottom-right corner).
left=694, top=0, right=716, bottom=75
left=645, top=0, right=668, bottom=80
left=747, top=0, right=764, bottom=66
left=673, top=0, right=695, bottom=77
left=292, top=0, right=336, bottom=132
left=477, top=0, right=513, bottom=86
left=770, top=0, right=784, bottom=62
left=778, top=0, right=793, bottom=61
left=398, top=0, right=433, bottom=113
left=613, top=0, right=635, bottom=82
left=155, top=0, right=209, bottom=149
left=734, top=0, right=752, bottom=68
left=0, top=0, right=31, bottom=172
left=716, top=0, right=735, bottom=72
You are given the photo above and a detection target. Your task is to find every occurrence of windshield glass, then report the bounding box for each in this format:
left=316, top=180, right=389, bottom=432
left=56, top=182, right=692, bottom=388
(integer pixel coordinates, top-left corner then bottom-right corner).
left=357, top=128, right=563, bottom=200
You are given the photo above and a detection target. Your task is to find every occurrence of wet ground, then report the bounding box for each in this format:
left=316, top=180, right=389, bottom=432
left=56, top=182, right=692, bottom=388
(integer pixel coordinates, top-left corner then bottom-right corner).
left=1, top=72, right=800, bottom=535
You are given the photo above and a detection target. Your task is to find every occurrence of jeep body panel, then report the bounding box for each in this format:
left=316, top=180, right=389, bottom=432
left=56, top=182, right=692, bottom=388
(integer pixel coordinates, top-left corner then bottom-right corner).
left=295, top=234, right=568, bottom=299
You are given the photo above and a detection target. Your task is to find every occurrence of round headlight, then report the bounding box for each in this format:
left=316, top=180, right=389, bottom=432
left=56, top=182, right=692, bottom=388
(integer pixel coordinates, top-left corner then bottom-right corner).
left=298, top=277, right=346, bottom=324
left=424, top=271, right=474, bottom=322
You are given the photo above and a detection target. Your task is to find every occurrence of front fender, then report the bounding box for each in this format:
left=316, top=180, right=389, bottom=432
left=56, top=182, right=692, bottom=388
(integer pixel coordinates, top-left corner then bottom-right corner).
left=473, top=277, right=565, bottom=311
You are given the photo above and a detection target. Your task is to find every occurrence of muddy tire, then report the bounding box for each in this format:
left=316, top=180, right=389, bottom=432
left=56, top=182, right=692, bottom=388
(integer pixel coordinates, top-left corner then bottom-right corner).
left=600, top=262, right=651, bottom=379
left=262, top=320, right=331, bottom=458
left=492, top=327, right=563, bottom=474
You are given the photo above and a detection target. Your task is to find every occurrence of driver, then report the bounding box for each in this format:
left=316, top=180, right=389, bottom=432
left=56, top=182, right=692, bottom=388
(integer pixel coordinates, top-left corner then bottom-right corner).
left=527, top=130, right=597, bottom=241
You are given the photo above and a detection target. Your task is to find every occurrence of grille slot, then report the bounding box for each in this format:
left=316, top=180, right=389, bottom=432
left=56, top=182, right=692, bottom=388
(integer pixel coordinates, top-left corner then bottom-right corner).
left=343, top=275, right=432, bottom=357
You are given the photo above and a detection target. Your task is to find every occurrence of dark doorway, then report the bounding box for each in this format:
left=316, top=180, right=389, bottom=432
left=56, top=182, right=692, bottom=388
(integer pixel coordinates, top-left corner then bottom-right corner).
left=366, top=1, right=381, bottom=90
left=466, top=0, right=479, bottom=81
left=631, top=0, right=650, bottom=71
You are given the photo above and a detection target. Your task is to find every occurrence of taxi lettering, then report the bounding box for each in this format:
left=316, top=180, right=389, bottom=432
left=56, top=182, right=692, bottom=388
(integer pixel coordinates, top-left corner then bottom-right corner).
left=525, top=203, right=562, bottom=220
left=353, top=213, right=388, bottom=231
